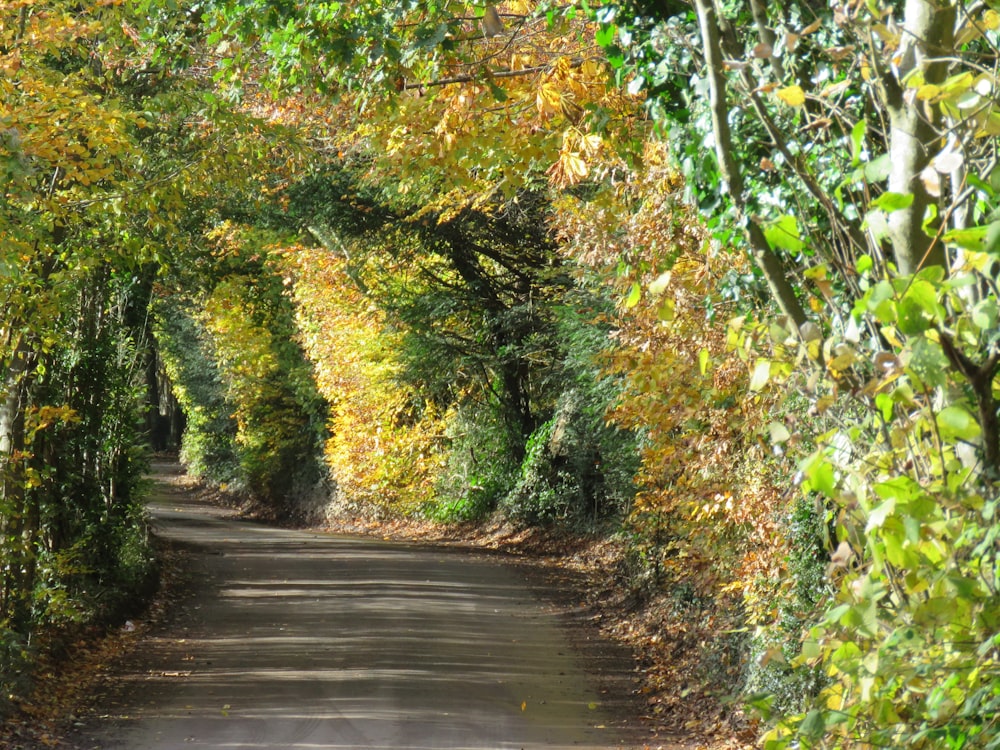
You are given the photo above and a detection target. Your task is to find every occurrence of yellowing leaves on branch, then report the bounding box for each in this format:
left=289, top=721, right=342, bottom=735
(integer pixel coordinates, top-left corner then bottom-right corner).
left=206, top=3, right=640, bottom=207
left=279, top=245, right=448, bottom=514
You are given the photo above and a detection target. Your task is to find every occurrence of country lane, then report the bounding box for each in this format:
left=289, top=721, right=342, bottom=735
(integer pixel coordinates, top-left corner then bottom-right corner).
left=69, top=463, right=645, bottom=750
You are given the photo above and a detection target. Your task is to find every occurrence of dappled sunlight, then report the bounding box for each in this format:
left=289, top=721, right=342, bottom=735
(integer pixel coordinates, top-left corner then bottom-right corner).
left=78, top=481, right=638, bottom=750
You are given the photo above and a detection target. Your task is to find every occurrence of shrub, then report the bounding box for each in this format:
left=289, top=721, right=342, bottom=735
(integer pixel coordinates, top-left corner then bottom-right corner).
left=431, top=402, right=520, bottom=522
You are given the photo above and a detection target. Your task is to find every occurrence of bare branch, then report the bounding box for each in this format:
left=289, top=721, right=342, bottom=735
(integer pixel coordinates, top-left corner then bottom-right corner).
left=692, top=0, right=808, bottom=330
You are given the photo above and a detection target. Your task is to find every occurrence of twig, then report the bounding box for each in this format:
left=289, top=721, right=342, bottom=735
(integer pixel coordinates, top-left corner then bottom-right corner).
left=402, top=57, right=584, bottom=90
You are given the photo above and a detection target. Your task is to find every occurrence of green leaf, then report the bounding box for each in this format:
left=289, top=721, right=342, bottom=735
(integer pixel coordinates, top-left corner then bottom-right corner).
left=936, top=405, right=981, bottom=442
left=986, top=220, right=1000, bottom=254
left=764, top=214, right=804, bottom=253
left=865, top=279, right=897, bottom=323
left=866, top=498, right=895, bottom=531
left=883, top=526, right=917, bottom=568
left=922, top=203, right=939, bottom=237
left=803, top=454, right=836, bottom=497
left=914, top=597, right=960, bottom=626
left=897, top=279, right=943, bottom=335
left=943, top=225, right=989, bottom=251
left=850, top=119, right=866, bottom=165
left=799, top=709, right=827, bottom=740
left=657, top=297, right=675, bottom=321
left=872, top=192, right=915, bottom=212
left=875, top=392, right=894, bottom=422
left=972, top=298, right=998, bottom=330
left=908, top=336, right=949, bottom=388
left=800, top=638, right=822, bottom=660
left=486, top=79, right=508, bottom=102
left=624, top=282, right=641, bottom=308
left=863, top=153, right=891, bottom=182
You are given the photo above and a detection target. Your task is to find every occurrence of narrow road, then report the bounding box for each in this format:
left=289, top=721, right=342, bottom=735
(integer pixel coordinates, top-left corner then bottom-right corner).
left=73, top=465, right=643, bottom=749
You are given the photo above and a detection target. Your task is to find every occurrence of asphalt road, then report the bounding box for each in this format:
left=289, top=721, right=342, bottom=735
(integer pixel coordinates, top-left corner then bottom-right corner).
left=72, top=465, right=642, bottom=750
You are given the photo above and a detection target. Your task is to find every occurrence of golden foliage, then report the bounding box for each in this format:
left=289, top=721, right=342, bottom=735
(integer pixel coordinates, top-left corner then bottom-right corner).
left=553, top=144, right=789, bottom=620
left=278, top=245, right=448, bottom=514
left=238, top=3, right=641, bottom=206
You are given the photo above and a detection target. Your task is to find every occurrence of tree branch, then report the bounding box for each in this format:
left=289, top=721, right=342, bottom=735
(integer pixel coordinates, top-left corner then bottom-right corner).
left=692, top=0, right=808, bottom=331
left=939, top=331, right=1000, bottom=478
left=749, top=0, right=785, bottom=81
left=402, top=58, right=584, bottom=90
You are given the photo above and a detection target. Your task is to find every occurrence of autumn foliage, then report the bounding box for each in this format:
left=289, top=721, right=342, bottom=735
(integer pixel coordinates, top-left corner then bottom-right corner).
left=7, top=3, right=1000, bottom=749
left=279, top=245, right=448, bottom=516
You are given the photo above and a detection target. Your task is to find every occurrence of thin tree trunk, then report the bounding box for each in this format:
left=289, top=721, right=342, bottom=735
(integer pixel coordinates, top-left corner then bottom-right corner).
left=0, top=337, right=35, bottom=633
left=693, top=0, right=809, bottom=332
left=883, top=0, right=955, bottom=275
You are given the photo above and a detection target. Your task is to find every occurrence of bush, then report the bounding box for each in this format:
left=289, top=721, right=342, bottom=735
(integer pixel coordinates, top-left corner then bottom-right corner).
left=431, top=402, right=520, bottom=522
left=502, top=387, right=635, bottom=524
left=744, top=496, right=830, bottom=717
left=154, top=296, right=242, bottom=486
left=154, top=236, right=329, bottom=513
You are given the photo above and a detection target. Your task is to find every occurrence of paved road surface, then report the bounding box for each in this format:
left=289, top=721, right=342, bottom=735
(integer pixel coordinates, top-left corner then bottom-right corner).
left=73, top=465, right=642, bottom=749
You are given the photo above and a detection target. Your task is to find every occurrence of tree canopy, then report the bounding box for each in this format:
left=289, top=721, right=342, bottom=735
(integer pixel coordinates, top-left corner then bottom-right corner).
left=3, top=1, right=1000, bottom=747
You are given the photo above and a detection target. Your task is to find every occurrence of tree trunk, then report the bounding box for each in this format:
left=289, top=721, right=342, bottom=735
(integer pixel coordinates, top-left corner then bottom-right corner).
left=884, top=0, right=955, bottom=275
left=445, top=241, right=536, bottom=459
left=0, top=337, right=35, bottom=634
left=692, top=0, right=809, bottom=332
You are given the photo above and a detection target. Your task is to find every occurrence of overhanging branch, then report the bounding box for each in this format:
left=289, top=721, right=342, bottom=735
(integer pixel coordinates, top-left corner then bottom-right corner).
left=402, top=57, right=584, bottom=90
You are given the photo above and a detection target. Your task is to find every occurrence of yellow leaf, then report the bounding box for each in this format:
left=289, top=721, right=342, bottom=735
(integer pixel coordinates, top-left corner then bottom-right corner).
left=916, top=84, right=941, bottom=101
left=562, top=152, right=588, bottom=180
left=776, top=85, right=806, bottom=107
left=521, top=701, right=527, bottom=711
left=536, top=83, right=562, bottom=117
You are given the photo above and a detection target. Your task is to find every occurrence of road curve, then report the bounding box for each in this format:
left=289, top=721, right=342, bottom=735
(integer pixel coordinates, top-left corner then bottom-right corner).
left=74, top=464, right=641, bottom=750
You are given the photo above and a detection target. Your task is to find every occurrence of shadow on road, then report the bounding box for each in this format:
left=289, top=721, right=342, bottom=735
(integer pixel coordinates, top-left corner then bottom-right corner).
left=71, top=462, right=649, bottom=749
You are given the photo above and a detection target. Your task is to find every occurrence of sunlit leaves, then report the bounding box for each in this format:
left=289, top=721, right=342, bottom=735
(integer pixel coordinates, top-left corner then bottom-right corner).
left=763, top=215, right=804, bottom=255
left=554, top=144, right=787, bottom=625
left=206, top=2, right=640, bottom=204
left=935, top=405, right=981, bottom=442
left=278, top=244, right=447, bottom=512
left=775, top=85, right=805, bottom=107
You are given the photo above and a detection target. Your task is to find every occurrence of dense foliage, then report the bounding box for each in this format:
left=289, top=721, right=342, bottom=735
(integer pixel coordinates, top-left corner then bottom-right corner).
left=591, top=0, right=1000, bottom=746
left=0, top=0, right=162, bottom=709
left=0, top=0, right=313, bottom=711
left=3, top=1, right=1000, bottom=748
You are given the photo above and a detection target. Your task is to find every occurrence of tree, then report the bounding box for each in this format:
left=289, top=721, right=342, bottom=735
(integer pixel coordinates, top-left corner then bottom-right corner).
left=0, top=0, right=303, bottom=707
left=592, top=0, right=1000, bottom=744
left=276, top=160, right=634, bottom=519
left=0, top=0, right=149, bottom=635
